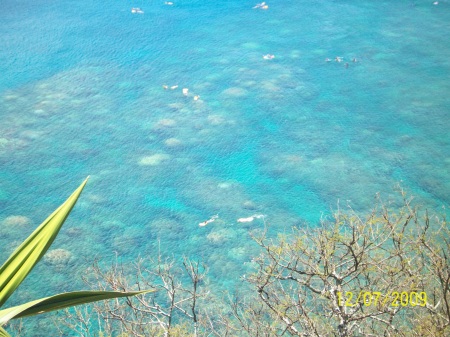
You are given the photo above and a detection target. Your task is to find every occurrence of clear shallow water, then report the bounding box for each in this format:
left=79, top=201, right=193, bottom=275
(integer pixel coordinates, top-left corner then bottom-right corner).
left=1, top=0, right=449, bottom=334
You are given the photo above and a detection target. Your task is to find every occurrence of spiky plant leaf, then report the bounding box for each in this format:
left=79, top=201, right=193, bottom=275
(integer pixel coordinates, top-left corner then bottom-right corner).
left=0, top=177, right=89, bottom=307
left=0, top=326, right=10, bottom=337
left=0, top=289, right=155, bottom=325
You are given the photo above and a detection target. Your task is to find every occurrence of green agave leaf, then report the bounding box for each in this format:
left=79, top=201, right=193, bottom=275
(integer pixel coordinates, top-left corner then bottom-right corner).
left=0, top=289, right=155, bottom=325
left=0, top=326, right=10, bottom=337
left=0, top=177, right=89, bottom=307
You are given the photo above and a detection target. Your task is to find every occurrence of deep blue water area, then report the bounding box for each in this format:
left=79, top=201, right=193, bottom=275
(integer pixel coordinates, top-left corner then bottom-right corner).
left=1, top=0, right=449, bottom=335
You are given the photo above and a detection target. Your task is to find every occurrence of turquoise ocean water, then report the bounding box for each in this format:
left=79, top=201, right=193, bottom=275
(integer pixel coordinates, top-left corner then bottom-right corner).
left=1, top=0, right=449, bottom=334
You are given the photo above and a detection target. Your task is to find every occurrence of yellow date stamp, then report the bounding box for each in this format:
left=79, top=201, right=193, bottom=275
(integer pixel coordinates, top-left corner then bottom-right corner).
left=337, top=291, right=427, bottom=307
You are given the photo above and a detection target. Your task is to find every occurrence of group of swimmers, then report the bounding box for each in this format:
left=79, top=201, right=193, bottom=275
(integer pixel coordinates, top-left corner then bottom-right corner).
left=325, top=56, right=358, bottom=68
left=162, top=85, right=200, bottom=101
left=134, top=1, right=272, bottom=13
left=198, top=214, right=265, bottom=227
left=131, top=1, right=174, bottom=13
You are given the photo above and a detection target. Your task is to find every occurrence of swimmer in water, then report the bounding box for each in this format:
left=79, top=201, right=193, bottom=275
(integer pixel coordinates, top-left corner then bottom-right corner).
left=263, top=54, right=275, bottom=60
left=335, top=56, right=343, bottom=62
left=237, top=214, right=265, bottom=223
left=199, top=214, right=219, bottom=227
left=253, top=2, right=266, bottom=9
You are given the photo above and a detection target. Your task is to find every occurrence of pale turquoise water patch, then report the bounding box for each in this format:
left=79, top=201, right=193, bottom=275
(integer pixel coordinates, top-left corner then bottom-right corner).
left=1, top=0, right=449, bottom=335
